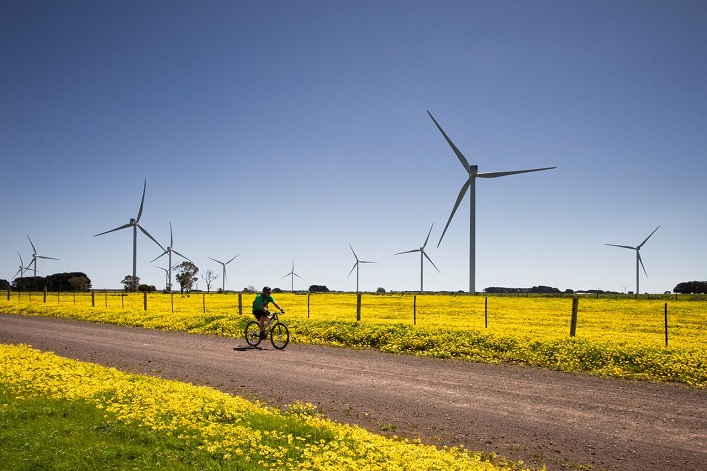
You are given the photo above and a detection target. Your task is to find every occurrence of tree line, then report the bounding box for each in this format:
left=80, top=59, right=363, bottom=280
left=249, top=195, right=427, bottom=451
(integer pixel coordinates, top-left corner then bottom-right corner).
left=7, top=273, right=92, bottom=292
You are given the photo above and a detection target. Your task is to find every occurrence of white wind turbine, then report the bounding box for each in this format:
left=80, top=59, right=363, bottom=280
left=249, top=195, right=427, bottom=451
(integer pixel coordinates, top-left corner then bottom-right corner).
left=155, top=266, right=169, bottom=289
left=208, top=254, right=239, bottom=293
left=605, top=226, right=660, bottom=295
left=25, top=235, right=59, bottom=277
left=151, top=223, right=190, bottom=291
left=395, top=224, right=440, bottom=293
left=94, top=179, right=165, bottom=284
left=428, top=111, right=556, bottom=294
left=348, top=245, right=376, bottom=293
left=13, top=251, right=28, bottom=279
left=281, top=260, right=304, bottom=292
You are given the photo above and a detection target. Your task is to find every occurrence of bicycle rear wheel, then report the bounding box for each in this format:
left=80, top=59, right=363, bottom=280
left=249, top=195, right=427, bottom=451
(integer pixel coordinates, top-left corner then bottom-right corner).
left=245, top=321, right=262, bottom=347
left=270, top=322, right=290, bottom=350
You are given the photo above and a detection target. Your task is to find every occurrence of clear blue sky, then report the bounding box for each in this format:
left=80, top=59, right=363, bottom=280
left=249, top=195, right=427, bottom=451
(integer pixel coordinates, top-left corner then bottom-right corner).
left=2, top=1, right=705, bottom=293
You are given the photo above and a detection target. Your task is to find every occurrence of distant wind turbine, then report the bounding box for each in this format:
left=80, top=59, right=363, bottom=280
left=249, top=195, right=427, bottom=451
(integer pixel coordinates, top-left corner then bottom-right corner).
left=281, top=260, right=304, bottom=292
left=151, top=223, right=190, bottom=291
left=154, top=266, right=169, bottom=289
left=605, top=226, right=660, bottom=295
left=25, top=235, right=59, bottom=277
left=13, top=251, right=27, bottom=279
left=348, top=245, right=376, bottom=293
left=208, top=254, right=239, bottom=293
left=94, top=179, right=165, bottom=284
left=395, top=224, right=440, bottom=293
left=428, top=111, right=556, bottom=294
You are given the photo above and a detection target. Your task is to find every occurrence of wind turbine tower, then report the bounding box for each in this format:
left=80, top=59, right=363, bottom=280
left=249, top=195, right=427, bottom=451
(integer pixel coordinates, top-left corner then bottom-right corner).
left=14, top=251, right=27, bottom=279
left=94, top=179, right=165, bottom=284
left=281, top=261, right=304, bottom=292
left=606, top=226, right=660, bottom=296
left=395, top=224, right=440, bottom=293
left=25, top=235, right=59, bottom=277
left=428, top=111, right=556, bottom=294
left=208, top=254, right=239, bottom=293
left=348, top=245, right=376, bottom=293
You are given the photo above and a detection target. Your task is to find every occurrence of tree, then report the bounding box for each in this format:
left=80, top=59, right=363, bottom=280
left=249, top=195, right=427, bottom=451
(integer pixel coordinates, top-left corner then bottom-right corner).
left=67, top=275, right=90, bottom=292
left=0, top=279, right=10, bottom=290
left=309, top=285, right=330, bottom=292
left=121, top=275, right=140, bottom=292
left=201, top=269, right=218, bottom=293
left=174, top=261, right=199, bottom=294
left=673, top=281, right=707, bottom=294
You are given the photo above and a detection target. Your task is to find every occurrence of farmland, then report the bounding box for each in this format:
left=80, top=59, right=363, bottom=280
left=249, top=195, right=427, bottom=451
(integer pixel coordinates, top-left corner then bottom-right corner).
left=2, top=291, right=705, bottom=387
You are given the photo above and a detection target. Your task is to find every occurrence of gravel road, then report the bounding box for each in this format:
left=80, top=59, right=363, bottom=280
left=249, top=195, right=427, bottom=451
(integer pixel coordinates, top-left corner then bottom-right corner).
left=1, top=313, right=705, bottom=471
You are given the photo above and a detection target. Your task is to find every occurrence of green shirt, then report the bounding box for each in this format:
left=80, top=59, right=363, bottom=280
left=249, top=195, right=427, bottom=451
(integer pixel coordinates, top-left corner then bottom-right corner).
left=252, top=293, right=275, bottom=313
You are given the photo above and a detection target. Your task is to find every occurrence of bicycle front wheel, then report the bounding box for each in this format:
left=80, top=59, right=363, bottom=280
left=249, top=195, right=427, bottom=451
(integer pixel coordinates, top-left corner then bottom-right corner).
left=245, top=321, right=262, bottom=347
left=270, top=322, right=290, bottom=350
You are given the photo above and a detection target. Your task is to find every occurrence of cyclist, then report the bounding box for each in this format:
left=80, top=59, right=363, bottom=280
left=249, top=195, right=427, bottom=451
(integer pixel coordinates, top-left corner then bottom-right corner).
left=252, top=286, right=284, bottom=339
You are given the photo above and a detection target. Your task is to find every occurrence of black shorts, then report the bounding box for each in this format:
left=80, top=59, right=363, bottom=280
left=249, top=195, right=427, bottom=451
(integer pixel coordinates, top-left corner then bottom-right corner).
left=253, top=310, right=269, bottom=320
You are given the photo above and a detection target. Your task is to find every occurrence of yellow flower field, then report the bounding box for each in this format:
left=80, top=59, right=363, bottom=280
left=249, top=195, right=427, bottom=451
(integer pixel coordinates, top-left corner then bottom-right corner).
left=0, top=343, right=525, bottom=471
left=2, top=291, right=706, bottom=386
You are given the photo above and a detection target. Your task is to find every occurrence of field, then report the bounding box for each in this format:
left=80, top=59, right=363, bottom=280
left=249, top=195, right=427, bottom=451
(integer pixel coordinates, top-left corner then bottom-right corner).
left=2, top=291, right=706, bottom=386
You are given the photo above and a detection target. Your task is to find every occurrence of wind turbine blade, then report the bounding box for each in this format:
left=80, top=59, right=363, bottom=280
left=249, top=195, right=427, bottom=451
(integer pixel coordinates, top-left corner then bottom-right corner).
left=281, top=272, right=291, bottom=279
left=427, top=111, right=470, bottom=171
left=423, top=251, right=441, bottom=273
left=349, top=244, right=359, bottom=261
left=37, top=256, right=59, bottom=260
left=225, top=255, right=239, bottom=264
left=150, top=251, right=168, bottom=263
left=208, top=257, right=224, bottom=265
left=138, top=225, right=166, bottom=251
left=359, top=260, right=376, bottom=264
left=169, top=222, right=174, bottom=247
left=136, top=179, right=146, bottom=222
left=17, top=251, right=24, bottom=265
left=13, top=267, right=22, bottom=278
left=294, top=273, right=304, bottom=280
left=347, top=262, right=358, bottom=278
left=26, top=235, right=37, bottom=254
left=395, top=249, right=420, bottom=255
left=477, top=167, right=556, bottom=178
left=437, top=178, right=471, bottom=248
left=94, top=223, right=133, bottom=237
left=638, top=225, right=660, bottom=249
left=638, top=252, right=648, bottom=277
left=422, top=223, right=434, bottom=249
left=605, top=244, right=636, bottom=250
left=171, top=249, right=191, bottom=262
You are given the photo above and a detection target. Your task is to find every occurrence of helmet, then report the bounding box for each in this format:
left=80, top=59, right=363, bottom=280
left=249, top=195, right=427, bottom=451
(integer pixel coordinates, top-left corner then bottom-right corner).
left=263, top=286, right=271, bottom=293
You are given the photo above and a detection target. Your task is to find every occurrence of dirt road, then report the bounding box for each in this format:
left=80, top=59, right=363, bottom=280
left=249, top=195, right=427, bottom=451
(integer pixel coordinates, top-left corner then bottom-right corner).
left=1, top=313, right=705, bottom=471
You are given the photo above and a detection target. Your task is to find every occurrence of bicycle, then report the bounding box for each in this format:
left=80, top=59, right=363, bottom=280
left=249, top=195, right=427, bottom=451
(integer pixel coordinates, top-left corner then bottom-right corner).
left=245, top=311, right=290, bottom=350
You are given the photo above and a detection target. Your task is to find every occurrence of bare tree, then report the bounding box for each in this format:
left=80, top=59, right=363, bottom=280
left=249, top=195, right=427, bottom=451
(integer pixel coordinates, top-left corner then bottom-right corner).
left=201, top=269, right=218, bottom=293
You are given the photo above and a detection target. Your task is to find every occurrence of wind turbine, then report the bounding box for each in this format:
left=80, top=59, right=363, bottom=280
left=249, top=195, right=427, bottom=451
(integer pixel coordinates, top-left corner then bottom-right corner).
left=151, top=222, right=190, bottom=291
left=281, top=260, right=304, bottom=292
left=395, top=224, right=440, bottom=293
left=428, top=111, right=556, bottom=294
left=208, top=254, right=239, bottom=293
left=348, top=245, right=376, bottom=293
left=154, top=266, right=169, bottom=289
left=605, top=226, right=660, bottom=295
left=13, top=251, right=27, bottom=279
left=25, top=235, right=59, bottom=277
left=94, top=179, right=165, bottom=284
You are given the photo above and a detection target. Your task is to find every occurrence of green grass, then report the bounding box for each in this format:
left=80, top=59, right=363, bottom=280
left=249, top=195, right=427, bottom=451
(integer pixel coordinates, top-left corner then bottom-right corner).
left=0, top=386, right=232, bottom=471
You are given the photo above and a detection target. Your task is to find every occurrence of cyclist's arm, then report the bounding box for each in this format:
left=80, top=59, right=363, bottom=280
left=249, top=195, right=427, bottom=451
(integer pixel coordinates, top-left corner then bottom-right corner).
left=272, top=301, right=284, bottom=312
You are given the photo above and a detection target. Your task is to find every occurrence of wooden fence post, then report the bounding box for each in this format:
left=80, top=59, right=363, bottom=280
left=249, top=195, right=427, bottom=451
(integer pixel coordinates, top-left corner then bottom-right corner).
left=43, top=287, right=47, bottom=303
left=484, top=297, right=488, bottom=328
left=203, top=293, right=206, bottom=313
left=413, top=295, right=417, bottom=325
left=570, top=298, right=579, bottom=337
left=238, top=292, right=242, bottom=316
left=171, top=292, right=174, bottom=312
left=664, top=303, right=669, bottom=347
left=308, top=293, right=311, bottom=319
left=91, top=290, right=95, bottom=307
left=6, top=289, right=9, bottom=301
left=104, top=290, right=108, bottom=308
left=143, top=291, right=148, bottom=311
left=356, top=293, right=362, bottom=321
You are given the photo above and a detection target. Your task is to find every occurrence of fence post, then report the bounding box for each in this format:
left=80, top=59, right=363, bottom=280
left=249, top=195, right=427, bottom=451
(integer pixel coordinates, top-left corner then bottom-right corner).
left=6, top=289, right=9, bottom=301
left=203, top=293, right=206, bottom=313
left=238, top=292, right=242, bottom=316
left=121, top=293, right=124, bottom=309
left=570, top=298, right=579, bottom=337
left=356, top=293, right=362, bottom=321
left=664, top=303, right=668, bottom=347
left=43, top=287, right=47, bottom=303
left=91, top=290, right=95, bottom=307
left=171, top=292, right=174, bottom=312
left=307, top=293, right=311, bottom=319
left=143, top=291, right=148, bottom=311
left=104, top=290, right=108, bottom=308
left=485, top=297, right=489, bottom=328
left=413, top=295, right=417, bottom=325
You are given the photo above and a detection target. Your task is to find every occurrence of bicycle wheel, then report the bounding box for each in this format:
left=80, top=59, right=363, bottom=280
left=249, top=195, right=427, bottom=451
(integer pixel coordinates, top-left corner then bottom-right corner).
left=270, top=322, right=290, bottom=350
left=245, top=321, right=262, bottom=347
